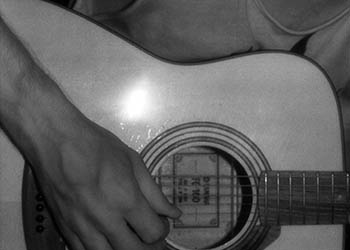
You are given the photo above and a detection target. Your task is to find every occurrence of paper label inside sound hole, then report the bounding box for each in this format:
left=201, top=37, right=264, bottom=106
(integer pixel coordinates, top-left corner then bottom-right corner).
left=172, top=153, right=219, bottom=228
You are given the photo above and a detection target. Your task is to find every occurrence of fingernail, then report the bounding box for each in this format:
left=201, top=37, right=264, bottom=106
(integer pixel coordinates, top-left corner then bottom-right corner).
left=170, top=206, right=182, bottom=218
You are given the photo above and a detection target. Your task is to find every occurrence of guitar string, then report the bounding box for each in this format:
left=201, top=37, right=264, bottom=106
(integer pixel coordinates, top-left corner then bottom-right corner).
left=166, top=207, right=350, bottom=217
left=174, top=210, right=348, bottom=217
left=152, top=174, right=349, bottom=179
left=164, top=200, right=350, bottom=207
left=168, top=205, right=350, bottom=210
left=165, top=204, right=350, bottom=210
left=157, top=183, right=350, bottom=188
left=168, top=211, right=349, bottom=216
left=161, top=193, right=350, bottom=201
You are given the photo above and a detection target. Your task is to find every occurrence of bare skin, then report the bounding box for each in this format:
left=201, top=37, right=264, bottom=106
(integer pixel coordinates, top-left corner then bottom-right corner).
left=0, top=0, right=349, bottom=250
left=0, top=14, right=180, bottom=250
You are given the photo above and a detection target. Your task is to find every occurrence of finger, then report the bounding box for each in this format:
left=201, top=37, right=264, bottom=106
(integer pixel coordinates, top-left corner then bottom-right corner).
left=55, top=218, right=86, bottom=250
left=125, top=195, right=170, bottom=244
left=132, top=155, right=181, bottom=218
left=159, top=215, right=170, bottom=234
left=104, top=218, right=167, bottom=250
left=61, top=232, right=85, bottom=250
left=73, top=215, right=114, bottom=250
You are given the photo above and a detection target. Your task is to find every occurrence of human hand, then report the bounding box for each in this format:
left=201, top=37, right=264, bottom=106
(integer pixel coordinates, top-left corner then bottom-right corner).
left=34, top=119, right=181, bottom=250
left=0, top=10, right=180, bottom=250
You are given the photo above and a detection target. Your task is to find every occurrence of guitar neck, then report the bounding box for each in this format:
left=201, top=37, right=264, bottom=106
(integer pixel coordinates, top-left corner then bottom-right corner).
left=258, top=171, right=350, bottom=225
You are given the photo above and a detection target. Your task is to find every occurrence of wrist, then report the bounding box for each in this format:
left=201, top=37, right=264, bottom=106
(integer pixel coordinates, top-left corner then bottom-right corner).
left=0, top=62, right=88, bottom=168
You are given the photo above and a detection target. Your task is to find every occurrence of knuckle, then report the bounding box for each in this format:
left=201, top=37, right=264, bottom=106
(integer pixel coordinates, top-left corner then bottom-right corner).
left=122, top=190, right=140, bottom=209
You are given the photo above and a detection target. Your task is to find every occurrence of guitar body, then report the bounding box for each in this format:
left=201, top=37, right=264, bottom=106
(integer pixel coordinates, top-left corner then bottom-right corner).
left=0, top=0, right=345, bottom=249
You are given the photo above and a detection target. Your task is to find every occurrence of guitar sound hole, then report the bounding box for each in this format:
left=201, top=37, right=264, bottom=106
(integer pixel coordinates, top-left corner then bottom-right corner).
left=152, top=146, right=254, bottom=250
left=23, top=146, right=257, bottom=250
left=23, top=121, right=271, bottom=250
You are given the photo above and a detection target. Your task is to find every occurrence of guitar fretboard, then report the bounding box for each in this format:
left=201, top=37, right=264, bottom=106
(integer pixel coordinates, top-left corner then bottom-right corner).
left=259, top=171, right=350, bottom=225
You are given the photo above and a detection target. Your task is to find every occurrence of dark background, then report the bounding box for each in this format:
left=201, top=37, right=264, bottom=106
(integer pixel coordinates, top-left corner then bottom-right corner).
left=49, top=0, right=73, bottom=6
left=46, top=0, right=75, bottom=8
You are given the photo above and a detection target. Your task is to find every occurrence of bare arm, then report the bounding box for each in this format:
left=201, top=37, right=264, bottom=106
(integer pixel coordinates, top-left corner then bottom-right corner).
left=0, top=16, right=180, bottom=250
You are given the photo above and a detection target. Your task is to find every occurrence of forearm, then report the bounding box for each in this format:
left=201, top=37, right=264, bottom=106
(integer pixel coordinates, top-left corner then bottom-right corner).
left=0, top=17, right=86, bottom=169
left=0, top=6, right=177, bottom=250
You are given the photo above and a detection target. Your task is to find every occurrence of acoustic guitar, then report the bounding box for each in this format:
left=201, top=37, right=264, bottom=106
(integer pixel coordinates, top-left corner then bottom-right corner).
left=0, top=0, right=348, bottom=250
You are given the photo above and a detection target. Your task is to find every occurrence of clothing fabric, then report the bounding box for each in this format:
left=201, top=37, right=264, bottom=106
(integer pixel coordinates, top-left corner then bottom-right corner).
left=249, top=0, right=350, bottom=92
left=74, top=0, right=349, bottom=92
left=72, top=0, right=349, bottom=244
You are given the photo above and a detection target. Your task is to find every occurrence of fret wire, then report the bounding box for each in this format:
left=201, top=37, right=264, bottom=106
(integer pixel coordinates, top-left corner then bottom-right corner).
left=289, top=173, right=292, bottom=224
left=264, top=172, right=268, bottom=224
left=276, top=172, right=280, bottom=225
left=331, top=172, right=335, bottom=224
left=302, top=172, right=306, bottom=224
left=347, top=173, right=350, bottom=212
left=316, top=172, right=320, bottom=224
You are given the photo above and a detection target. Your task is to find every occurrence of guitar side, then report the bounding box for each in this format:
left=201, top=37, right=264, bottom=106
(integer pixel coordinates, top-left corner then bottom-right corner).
left=0, top=0, right=345, bottom=250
